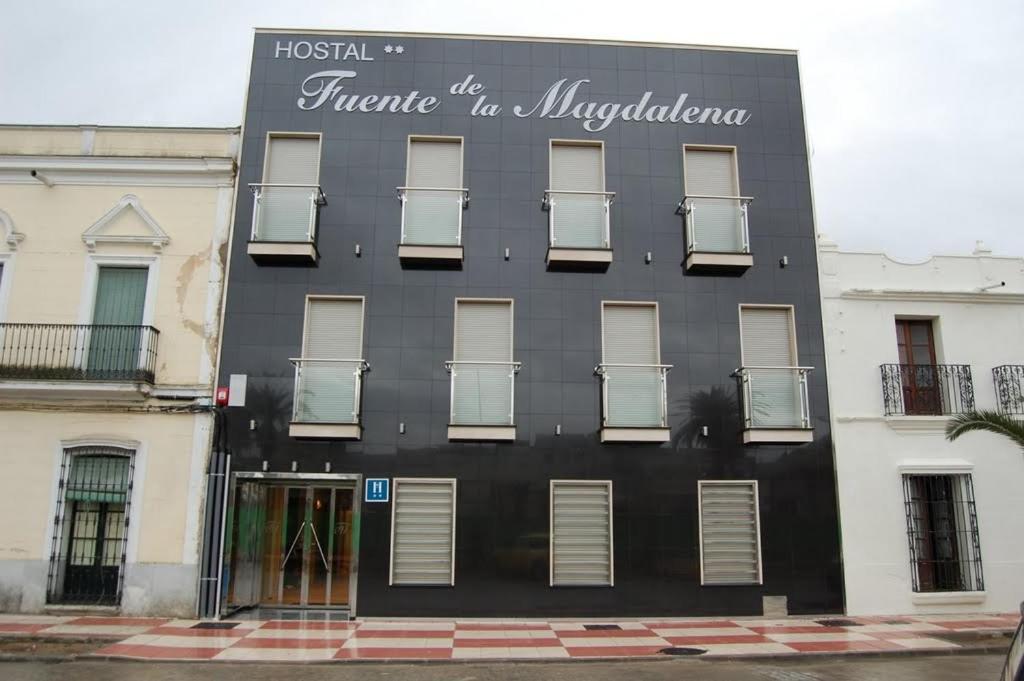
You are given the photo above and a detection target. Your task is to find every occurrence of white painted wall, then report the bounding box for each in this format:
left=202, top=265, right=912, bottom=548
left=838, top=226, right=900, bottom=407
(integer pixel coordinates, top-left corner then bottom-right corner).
left=820, top=238, right=1024, bottom=615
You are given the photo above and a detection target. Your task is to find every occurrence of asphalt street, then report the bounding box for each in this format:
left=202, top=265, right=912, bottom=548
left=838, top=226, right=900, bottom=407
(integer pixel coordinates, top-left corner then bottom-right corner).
left=0, top=653, right=1005, bottom=680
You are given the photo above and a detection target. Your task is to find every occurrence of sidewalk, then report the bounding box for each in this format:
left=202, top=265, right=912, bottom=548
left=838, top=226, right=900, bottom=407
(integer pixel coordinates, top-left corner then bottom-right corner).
left=0, top=613, right=1017, bottom=663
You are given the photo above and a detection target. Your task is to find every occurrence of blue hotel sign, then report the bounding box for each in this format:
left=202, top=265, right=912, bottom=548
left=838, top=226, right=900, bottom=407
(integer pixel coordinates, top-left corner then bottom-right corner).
left=365, top=478, right=390, bottom=503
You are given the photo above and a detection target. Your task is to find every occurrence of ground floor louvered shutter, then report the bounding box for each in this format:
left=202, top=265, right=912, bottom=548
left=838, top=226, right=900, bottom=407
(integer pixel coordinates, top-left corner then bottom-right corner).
left=390, top=479, right=456, bottom=586
left=699, top=481, right=762, bottom=585
left=550, top=481, right=613, bottom=586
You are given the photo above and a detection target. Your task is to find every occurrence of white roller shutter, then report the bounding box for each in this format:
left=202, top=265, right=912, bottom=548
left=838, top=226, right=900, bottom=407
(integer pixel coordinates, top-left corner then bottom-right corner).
left=390, top=479, right=456, bottom=585
left=740, top=307, right=795, bottom=366
left=405, top=139, right=464, bottom=246
left=550, top=143, right=605, bottom=248
left=296, top=298, right=364, bottom=424
left=407, top=139, right=462, bottom=188
left=551, top=144, right=603, bottom=192
left=740, top=306, right=799, bottom=427
left=601, top=304, right=662, bottom=427
left=551, top=481, right=613, bottom=586
left=304, top=298, right=364, bottom=359
left=265, top=136, right=320, bottom=184
left=259, top=136, right=321, bottom=242
left=700, top=481, right=762, bottom=585
left=684, top=148, right=742, bottom=252
left=452, top=300, right=513, bottom=425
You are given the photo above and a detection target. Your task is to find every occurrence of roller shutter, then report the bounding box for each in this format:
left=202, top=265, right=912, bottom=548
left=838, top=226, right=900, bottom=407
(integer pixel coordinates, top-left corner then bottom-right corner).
left=405, top=139, right=463, bottom=245
left=700, top=481, right=762, bottom=585
left=390, top=479, right=456, bottom=585
left=740, top=307, right=799, bottom=427
left=452, top=300, right=513, bottom=425
left=296, top=298, right=364, bottom=424
left=259, top=136, right=320, bottom=241
left=550, top=143, right=605, bottom=247
left=684, top=148, right=742, bottom=252
left=601, top=303, right=662, bottom=427
left=550, top=481, right=613, bottom=586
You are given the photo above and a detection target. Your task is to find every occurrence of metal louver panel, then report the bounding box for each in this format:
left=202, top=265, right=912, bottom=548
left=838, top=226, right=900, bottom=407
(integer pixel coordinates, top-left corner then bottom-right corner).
left=741, top=307, right=799, bottom=427
left=551, top=144, right=605, bottom=248
left=700, top=482, right=761, bottom=585
left=452, top=301, right=513, bottom=425
left=390, top=479, right=456, bottom=585
left=551, top=481, right=613, bottom=586
left=296, top=299, right=364, bottom=424
left=261, top=137, right=320, bottom=242
left=405, top=139, right=463, bottom=245
left=685, top=148, right=742, bottom=252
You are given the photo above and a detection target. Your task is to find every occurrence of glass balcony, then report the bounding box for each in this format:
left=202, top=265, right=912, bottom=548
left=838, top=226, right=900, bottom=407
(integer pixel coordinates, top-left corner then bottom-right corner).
left=543, top=190, right=615, bottom=266
left=734, top=366, right=813, bottom=442
left=595, top=363, right=672, bottom=442
left=445, top=360, right=521, bottom=440
left=880, top=364, right=975, bottom=416
left=289, top=358, right=368, bottom=439
left=679, top=194, right=754, bottom=271
left=247, top=184, right=326, bottom=262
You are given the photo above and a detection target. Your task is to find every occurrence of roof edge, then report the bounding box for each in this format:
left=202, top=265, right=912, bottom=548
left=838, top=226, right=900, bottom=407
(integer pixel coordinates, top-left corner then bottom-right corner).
left=251, top=28, right=798, bottom=56
left=0, top=124, right=240, bottom=133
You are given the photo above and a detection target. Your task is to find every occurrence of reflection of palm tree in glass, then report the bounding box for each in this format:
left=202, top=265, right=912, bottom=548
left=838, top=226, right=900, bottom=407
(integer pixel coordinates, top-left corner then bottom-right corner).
left=247, top=382, right=290, bottom=459
left=673, top=386, right=743, bottom=451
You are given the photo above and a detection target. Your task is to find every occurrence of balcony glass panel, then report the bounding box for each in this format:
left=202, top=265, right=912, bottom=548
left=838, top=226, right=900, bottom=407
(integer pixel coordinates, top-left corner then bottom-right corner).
left=548, top=191, right=608, bottom=249
left=600, top=365, right=667, bottom=427
left=252, top=185, right=321, bottom=243
left=401, top=188, right=462, bottom=246
left=737, top=367, right=811, bottom=429
left=685, top=196, right=749, bottom=253
left=292, top=359, right=364, bottom=424
left=449, top=361, right=516, bottom=426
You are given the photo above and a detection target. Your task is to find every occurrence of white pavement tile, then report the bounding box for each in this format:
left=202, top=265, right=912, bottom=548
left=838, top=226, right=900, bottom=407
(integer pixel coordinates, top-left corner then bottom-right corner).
left=766, top=632, right=875, bottom=643
left=215, top=647, right=338, bottom=661
left=652, top=627, right=757, bottom=637
left=734, top=619, right=820, bottom=628
left=0, top=615, right=74, bottom=624
left=42, top=625, right=152, bottom=636
left=357, top=622, right=454, bottom=631
left=111, top=634, right=163, bottom=646
left=700, top=642, right=797, bottom=656
left=853, top=623, right=946, bottom=633
left=891, top=637, right=961, bottom=650
left=148, top=635, right=239, bottom=649
left=557, top=636, right=667, bottom=647
left=247, top=628, right=353, bottom=640
left=454, top=630, right=557, bottom=639
left=343, top=638, right=455, bottom=649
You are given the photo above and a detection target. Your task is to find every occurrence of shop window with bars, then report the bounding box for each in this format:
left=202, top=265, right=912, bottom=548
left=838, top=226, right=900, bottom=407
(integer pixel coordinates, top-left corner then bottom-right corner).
left=389, top=479, right=457, bottom=586
left=46, top=447, right=135, bottom=605
left=902, top=474, right=984, bottom=593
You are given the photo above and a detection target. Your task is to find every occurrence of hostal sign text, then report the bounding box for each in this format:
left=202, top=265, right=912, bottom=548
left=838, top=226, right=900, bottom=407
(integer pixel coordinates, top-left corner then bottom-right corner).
left=274, top=40, right=752, bottom=131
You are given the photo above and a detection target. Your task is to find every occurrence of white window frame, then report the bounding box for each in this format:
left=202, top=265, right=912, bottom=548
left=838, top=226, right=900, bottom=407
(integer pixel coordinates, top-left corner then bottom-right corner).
left=549, top=479, right=614, bottom=588
left=388, top=477, right=457, bottom=587
left=262, top=132, right=323, bottom=185
left=697, top=480, right=764, bottom=586
left=737, top=303, right=798, bottom=366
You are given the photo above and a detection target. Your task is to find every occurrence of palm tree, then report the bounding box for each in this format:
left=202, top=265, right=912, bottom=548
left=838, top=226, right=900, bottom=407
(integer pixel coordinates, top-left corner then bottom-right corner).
left=945, top=410, right=1024, bottom=450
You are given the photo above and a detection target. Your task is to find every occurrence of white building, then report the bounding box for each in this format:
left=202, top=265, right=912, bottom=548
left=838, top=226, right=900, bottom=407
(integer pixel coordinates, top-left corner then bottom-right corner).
left=820, top=237, right=1024, bottom=615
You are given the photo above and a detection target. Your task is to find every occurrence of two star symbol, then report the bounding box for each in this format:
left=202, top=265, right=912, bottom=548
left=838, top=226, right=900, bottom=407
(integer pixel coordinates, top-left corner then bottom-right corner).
left=383, top=44, right=405, bottom=54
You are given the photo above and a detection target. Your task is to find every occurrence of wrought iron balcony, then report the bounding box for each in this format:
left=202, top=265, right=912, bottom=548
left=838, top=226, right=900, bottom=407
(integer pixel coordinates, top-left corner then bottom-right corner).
left=289, top=358, right=369, bottom=439
left=880, top=364, right=975, bottom=416
left=993, top=365, right=1024, bottom=415
left=247, top=183, right=326, bottom=262
left=678, top=194, right=754, bottom=271
left=543, top=190, right=615, bottom=265
left=734, top=366, right=813, bottom=442
left=0, top=323, right=159, bottom=383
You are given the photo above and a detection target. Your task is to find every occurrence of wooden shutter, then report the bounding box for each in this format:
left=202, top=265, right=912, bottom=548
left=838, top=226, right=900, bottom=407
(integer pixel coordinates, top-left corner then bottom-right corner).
left=264, top=136, right=320, bottom=184
left=407, top=139, right=462, bottom=188
left=390, top=479, right=456, bottom=585
left=700, top=481, right=762, bottom=585
left=684, top=148, right=742, bottom=252
left=303, top=298, right=363, bottom=359
left=551, top=481, right=613, bottom=586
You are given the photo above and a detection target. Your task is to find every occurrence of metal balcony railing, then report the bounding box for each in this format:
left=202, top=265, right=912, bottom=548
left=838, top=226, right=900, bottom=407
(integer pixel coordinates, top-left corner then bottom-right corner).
left=445, top=360, right=521, bottom=426
left=734, top=366, right=812, bottom=429
left=0, top=323, right=159, bottom=383
left=290, top=358, right=369, bottom=424
left=677, top=194, right=753, bottom=254
left=993, top=365, right=1024, bottom=415
left=396, top=186, right=469, bottom=247
left=543, top=190, right=615, bottom=250
left=880, top=364, right=975, bottom=416
left=249, top=183, right=326, bottom=244
left=595, top=363, right=672, bottom=428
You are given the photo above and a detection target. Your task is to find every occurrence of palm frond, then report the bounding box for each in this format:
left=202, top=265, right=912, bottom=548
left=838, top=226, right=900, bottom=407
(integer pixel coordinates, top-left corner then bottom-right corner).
left=945, top=410, right=1024, bottom=450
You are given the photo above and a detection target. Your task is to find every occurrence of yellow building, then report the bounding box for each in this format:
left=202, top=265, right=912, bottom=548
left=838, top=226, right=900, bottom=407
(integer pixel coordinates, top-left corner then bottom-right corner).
left=0, top=126, right=238, bottom=615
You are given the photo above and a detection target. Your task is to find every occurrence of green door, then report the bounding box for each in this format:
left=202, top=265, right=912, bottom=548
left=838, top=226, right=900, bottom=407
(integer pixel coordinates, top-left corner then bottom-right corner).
left=88, top=267, right=147, bottom=380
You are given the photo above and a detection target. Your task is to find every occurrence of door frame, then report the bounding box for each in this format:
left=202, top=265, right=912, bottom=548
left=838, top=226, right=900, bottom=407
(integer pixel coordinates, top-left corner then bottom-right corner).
left=225, top=472, right=362, bottom=617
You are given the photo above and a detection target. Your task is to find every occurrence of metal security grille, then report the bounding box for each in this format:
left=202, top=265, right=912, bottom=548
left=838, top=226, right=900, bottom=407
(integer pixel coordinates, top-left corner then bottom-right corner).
left=699, top=481, right=762, bottom=585
left=46, top=447, right=135, bottom=605
left=902, top=474, right=984, bottom=593
left=389, top=479, right=456, bottom=586
left=550, top=481, right=613, bottom=586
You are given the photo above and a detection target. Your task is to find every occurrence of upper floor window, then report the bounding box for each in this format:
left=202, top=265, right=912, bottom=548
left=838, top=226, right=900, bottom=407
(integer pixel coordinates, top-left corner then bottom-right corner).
left=398, top=136, right=467, bottom=264
left=736, top=305, right=813, bottom=443
left=248, top=134, right=325, bottom=263
left=881, top=318, right=974, bottom=417
left=544, top=140, right=614, bottom=267
left=681, top=145, right=753, bottom=272
left=289, top=296, right=368, bottom=440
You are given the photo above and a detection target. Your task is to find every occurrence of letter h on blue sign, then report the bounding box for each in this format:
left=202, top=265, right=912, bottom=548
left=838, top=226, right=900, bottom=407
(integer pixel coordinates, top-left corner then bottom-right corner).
left=365, top=478, right=389, bottom=503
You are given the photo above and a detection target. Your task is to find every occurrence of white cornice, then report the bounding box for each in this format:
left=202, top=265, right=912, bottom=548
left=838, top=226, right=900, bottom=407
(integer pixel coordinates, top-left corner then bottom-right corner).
left=0, top=155, right=236, bottom=187
left=841, top=289, right=1024, bottom=305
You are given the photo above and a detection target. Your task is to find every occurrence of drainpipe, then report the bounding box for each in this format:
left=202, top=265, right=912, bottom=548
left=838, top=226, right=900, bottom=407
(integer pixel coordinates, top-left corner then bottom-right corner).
left=197, top=408, right=230, bottom=619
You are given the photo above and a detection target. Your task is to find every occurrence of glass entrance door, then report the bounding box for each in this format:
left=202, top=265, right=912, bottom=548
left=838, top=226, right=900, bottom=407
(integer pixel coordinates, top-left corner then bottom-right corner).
left=225, top=483, right=355, bottom=611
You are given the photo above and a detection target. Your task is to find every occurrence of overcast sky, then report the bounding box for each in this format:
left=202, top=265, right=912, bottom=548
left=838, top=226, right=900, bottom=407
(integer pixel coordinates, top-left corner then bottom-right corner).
left=2, top=0, right=1022, bottom=259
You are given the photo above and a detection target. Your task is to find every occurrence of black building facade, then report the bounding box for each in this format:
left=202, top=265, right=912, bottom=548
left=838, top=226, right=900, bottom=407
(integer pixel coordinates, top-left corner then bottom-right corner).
left=207, top=30, right=843, bottom=618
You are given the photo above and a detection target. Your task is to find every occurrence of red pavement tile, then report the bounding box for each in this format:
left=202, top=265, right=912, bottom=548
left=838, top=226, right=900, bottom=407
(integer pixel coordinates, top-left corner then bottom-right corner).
left=336, top=648, right=453, bottom=659
left=553, top=628, right=658, bottom=638
left=0, top=623, right=49, bottom=634
left=664, top=634, right=771, bottom=645
left=644, top=621, right=741, bottom=629
left=146, top=626, right=246, bottom=638
left=259, top=620, right=358, bottom=630
left=349, top=629, right=454, bottom=638
left=786, top=640, right=904, bottom=653
left=453, top=637, right=564, bottom=647
left=565, top=646, right=667, bottom=657
left=68, top=617, right=168, bottom=627
left=229, top=637, right=347, bottom=649
left=95, top=644, right=222, bottom=659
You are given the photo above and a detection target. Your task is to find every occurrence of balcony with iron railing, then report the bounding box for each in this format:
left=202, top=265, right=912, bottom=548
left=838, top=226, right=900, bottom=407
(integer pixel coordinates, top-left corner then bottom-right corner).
left=445, top=360, right=521, bottom=441
left=678, top=194, right=754, bottom=272
left=734, top=366, right=814, bottom=443
left=0, top=323, right=159, bottom=399
left=543, top=190, right=616, bottom=267
left=288, top=358, right=369, bottom=439
left=880, top=364, right=975, bottom=417
left=247, top=183, right=327, bottom=263
left=595, top=363, right=672, bottom=442
left=396, top=186, right=469, bottom=263
left=993, top=365, right=1024, bottom=415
